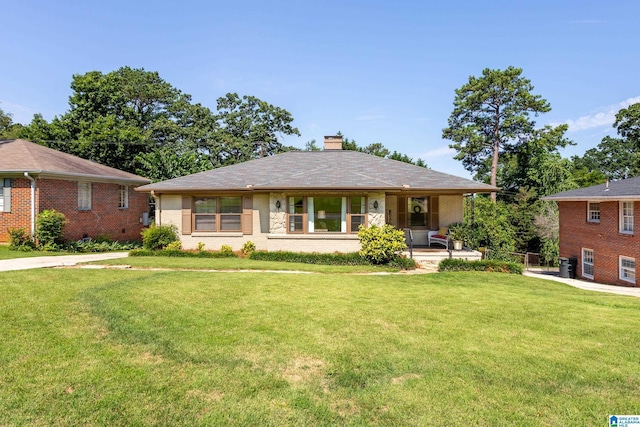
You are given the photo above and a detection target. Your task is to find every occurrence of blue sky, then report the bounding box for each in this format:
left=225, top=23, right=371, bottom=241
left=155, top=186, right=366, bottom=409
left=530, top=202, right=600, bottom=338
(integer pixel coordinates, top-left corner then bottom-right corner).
left=3, top=0, right=639, bottom=178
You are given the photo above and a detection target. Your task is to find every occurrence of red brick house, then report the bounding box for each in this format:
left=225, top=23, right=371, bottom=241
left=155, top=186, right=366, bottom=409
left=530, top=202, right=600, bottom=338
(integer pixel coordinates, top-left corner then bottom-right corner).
left=0, top=139, right=151, bottom=243
left=544, top=178, right=640, bottom=287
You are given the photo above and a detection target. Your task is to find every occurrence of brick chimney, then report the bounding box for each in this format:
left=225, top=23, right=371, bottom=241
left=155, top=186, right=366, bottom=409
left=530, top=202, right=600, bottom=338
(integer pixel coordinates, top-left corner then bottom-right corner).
left=324, top=135, right=343, bottom=150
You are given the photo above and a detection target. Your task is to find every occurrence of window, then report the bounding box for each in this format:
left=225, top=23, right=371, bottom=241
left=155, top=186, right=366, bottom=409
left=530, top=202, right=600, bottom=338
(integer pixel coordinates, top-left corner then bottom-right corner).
left=620, top=201, right=634, bottom=234
left=78, top=182, right=92, bottom=210
left=193, top=196, right=242, bottom=232
left=620, top=256, right=636, bottom=284
left=582, top=248, right=594, bottom=279
left=286, top=196, right=367, bottom=234
left=0, top=178, right=12, bottom=213
left=288, top=196, right=305, bottom=233
left=587, top=202, right=600, bottom=222
left=119, top=185, right=129, bottom=209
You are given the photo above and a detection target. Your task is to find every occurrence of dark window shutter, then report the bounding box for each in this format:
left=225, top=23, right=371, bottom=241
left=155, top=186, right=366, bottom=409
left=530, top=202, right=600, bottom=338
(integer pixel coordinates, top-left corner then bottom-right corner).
left=430, top=196, right=439, bottom=230
left=397, top=197, right=407, bottom=229
left=182, top=196, right=192, bottom=235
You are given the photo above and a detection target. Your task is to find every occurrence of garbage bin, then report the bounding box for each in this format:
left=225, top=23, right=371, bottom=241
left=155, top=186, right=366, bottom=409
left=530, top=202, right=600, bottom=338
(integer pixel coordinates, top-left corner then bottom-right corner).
left=568, top=257, right=578, bottom=279
left=559, top=257, right=571, bottom=278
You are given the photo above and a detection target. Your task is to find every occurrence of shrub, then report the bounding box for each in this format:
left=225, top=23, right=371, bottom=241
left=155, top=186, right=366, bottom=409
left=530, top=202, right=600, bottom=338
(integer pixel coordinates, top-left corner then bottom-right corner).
left=389, top=256, right=417, bottom=270
left=220, top=244, right=234, bottom=256
left=358, top=224, right=407, bottom=264
left=65, top=240, right=142, bottom=253
left=35, top=209, right=67, bottom=248
left=241, top=241, right=256, bottom=256
left=8, top=228, right=35, bottom=251
left=94, top=234, right=113, bottom=243
left=166, top=241, right=183, bottom=251
left=438, top=258, right=523, bottom=274
left=141, top=224, right=179, bottom=250
left=248, top=251, right=371, bottom=266
left=129, top=249, right=237, bottom=258
left=196, top=242, right=205, bottom=252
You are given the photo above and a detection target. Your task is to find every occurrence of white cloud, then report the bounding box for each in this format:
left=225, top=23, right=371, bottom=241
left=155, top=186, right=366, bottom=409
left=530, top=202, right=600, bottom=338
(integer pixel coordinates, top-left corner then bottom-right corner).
left=562, top=96, right=640, bottom=132
left=420, top=145, right=455, bottom=158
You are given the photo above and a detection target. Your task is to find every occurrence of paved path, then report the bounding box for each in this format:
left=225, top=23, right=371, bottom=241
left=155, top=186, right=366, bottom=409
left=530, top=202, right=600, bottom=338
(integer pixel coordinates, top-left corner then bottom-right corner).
left=0, top=252, right=129, bottom=272
left=524, top=270, right=640, bottom=298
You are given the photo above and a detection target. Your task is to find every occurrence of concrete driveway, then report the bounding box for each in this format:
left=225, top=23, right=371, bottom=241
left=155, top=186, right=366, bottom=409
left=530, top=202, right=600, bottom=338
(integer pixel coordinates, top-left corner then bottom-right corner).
left=524, top=270, right=640, bottom=298
left=0, top=252, right=129, bottom=272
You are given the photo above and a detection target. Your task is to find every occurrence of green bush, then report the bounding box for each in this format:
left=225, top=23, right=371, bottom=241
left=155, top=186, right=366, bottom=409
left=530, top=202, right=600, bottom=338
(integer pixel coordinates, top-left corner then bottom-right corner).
left=8, top=228, right=35, bottom=251
left=65, top=240, right=142, bottom=253
left=141, top=224, right=179, bottom=250
left=129, top=249, right=238, bottom=258
left=196, top=242, right=205, bottom=252
left=358, top=224, right=407, bottom=264
left=166, top=241, right=183, bottom=251
left=438, top=258, right=523, bottom=274
left=35, top=209, right=67, bottom=248
left=389, top=256, right=417, bottom=270
left=241, top=241, right=256, bottom=256
left=220, top=244, right=234, bottom=256
left=249, top=251, right=370, bottom=266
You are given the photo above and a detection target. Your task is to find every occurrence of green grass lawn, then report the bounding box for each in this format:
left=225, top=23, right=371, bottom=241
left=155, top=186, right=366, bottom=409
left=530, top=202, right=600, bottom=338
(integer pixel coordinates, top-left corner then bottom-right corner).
left=1, top=269, right=639, bottom=426
left=0, top=245, right=69, bottom=259
left=92, top=255, right=401, bottom=274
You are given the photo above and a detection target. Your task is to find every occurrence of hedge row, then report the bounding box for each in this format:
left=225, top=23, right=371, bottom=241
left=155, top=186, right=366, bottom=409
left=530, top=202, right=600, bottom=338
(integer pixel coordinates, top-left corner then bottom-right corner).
left=129, top=249, right=238, bottom=258
left=248, top=251, right=370, bottom=265
left=438, top=258, right=523, bottom=274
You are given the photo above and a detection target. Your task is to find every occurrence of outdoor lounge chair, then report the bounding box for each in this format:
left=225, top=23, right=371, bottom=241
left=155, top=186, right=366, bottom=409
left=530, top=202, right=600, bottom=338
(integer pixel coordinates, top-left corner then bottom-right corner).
left=428, top=228, right=449, bottom=248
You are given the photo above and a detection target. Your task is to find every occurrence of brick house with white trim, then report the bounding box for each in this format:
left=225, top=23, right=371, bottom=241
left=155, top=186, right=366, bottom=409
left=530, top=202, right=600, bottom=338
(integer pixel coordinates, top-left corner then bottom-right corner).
left=544, top=177, right=640, bottom=287
left=0, top=139, right=151, bottom=243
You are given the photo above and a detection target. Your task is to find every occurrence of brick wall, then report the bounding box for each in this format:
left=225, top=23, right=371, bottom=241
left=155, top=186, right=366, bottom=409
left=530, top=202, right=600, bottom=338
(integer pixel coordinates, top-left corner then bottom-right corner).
left=559, top=200, right=640, bottom=287
left=0, top=177, right=149, bottom=243
left=0, top=178, right=34, bottom=241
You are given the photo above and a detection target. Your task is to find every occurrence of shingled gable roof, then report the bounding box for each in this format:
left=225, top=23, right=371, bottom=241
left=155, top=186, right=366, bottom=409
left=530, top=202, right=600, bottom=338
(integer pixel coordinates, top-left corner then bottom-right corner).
left=543, top=176, right=640, bottom=201
left=136, top=150, right=498, bottom=193
left=0, top=139, right=150, bottom=184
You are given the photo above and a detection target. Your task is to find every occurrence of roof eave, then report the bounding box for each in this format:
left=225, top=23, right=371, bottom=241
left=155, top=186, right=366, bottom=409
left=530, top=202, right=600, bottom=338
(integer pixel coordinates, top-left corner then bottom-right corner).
left=542, top=195, right=640, bottom=202
left=19, top=170, right=151, bottom=185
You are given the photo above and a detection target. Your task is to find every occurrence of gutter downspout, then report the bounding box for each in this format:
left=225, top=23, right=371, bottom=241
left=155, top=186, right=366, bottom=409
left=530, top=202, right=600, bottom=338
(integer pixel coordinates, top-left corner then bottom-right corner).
left=23, top=172, right=36, bottom=236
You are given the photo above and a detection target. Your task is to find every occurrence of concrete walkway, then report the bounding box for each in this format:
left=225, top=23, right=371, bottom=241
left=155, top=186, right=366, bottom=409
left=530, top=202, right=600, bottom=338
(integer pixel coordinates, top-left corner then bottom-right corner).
left=524, top=270, right=640, bottom=298
left=0, top=252, right=129, bottom=272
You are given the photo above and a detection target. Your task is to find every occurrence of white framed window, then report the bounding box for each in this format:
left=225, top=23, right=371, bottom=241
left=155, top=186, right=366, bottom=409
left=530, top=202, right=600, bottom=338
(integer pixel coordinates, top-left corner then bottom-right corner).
left=286, top=196, right=367, bottom=234
left=193, top=196, right=242, bottom=232
left=619, top=256, right=636, bottom=284
left=587, top=202, right=600, bottom=222
left=0, top=178, right=12, bottom=213
left=119, top=185, right=129, bottom=209
left=78, top=182, right=92, bottom=210
left=582, top=248, right=594, bottom=279
left=620, top=201, right=634, bottom=234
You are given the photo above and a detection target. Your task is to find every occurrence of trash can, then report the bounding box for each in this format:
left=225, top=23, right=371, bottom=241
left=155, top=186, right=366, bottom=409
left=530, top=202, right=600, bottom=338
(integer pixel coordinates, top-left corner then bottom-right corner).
left=568, top=257, right=578, bottom=279
left=559, top=257, right=571, bottom=278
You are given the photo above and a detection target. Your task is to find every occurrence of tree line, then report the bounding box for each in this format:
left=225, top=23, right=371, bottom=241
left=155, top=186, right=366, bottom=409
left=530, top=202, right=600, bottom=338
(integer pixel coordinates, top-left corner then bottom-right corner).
left=442, top=66, right=640, bottom=263
left=0, top=67, right=425, bottom=182
left=2, top=65, right=639, bottom=262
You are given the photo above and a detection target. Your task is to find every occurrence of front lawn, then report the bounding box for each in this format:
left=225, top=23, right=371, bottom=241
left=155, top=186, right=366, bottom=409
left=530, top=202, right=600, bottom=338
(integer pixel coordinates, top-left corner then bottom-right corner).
left=1, top=270, right=639, bottom=426
left=0, top=245, right=68, bottom=259
left=91, top=255, right=402, bottom=274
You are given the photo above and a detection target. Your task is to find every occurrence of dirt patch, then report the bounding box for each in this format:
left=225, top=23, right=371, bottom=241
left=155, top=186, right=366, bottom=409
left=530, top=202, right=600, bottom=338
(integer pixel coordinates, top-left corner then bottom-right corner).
left=391, top=373, right=421, bottom=384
